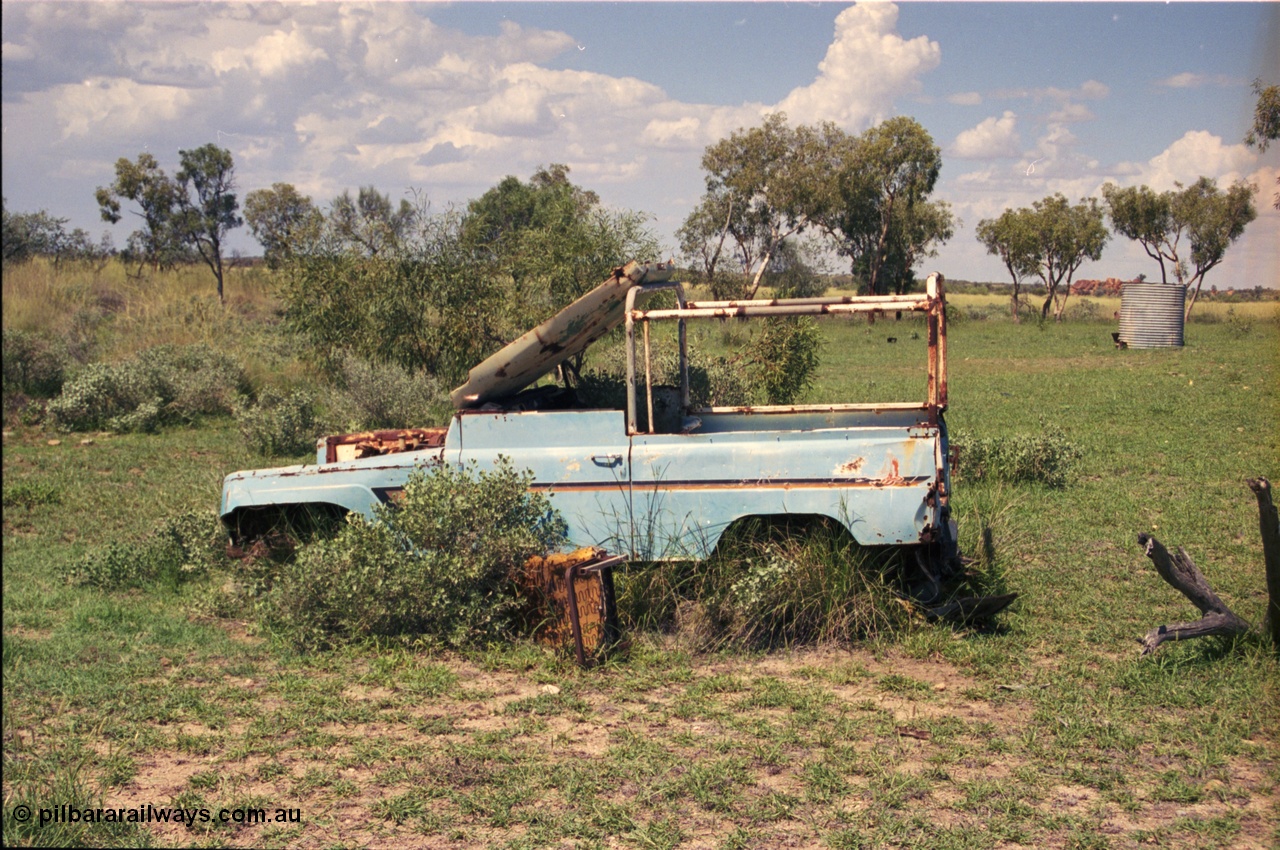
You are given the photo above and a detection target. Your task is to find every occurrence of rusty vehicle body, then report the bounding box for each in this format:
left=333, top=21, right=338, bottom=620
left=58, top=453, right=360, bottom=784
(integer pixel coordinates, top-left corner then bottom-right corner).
left=221, top=262, right=955, bottom=581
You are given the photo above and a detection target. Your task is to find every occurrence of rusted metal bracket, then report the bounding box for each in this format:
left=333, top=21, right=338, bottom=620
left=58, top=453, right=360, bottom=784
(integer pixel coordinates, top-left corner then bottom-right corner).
left=563, top=554, right=625, bottom=667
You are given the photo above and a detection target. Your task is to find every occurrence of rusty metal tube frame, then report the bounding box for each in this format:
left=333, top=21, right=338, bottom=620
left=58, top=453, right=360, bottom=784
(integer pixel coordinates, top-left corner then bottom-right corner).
left=628, top=273, right=952, bottom=536
left=625, top=281, right=688, bottom=435
left=629, top=272, right=947, bottom=417
left=563, top=554, right=627, bottom=667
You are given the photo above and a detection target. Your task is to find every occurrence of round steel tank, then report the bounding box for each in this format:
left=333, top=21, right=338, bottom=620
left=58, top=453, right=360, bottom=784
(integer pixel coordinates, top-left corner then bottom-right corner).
left=1118, top=282, right=1185, bottom=348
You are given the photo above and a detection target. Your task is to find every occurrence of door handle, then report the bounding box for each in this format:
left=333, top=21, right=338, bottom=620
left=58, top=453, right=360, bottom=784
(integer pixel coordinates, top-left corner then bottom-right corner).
left=591, top=454, right=623, bottom=468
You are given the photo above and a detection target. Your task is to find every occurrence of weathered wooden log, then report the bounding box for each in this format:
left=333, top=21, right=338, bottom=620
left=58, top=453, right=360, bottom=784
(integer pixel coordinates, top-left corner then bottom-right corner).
left=1136, top=533, right=1251, bottom=654
left=1245, top=477, right=1280, bottom=648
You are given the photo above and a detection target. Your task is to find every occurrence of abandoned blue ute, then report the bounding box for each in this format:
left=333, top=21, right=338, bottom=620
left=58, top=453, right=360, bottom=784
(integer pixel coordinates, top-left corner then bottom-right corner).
left=221, top=262, right=960, bottom=598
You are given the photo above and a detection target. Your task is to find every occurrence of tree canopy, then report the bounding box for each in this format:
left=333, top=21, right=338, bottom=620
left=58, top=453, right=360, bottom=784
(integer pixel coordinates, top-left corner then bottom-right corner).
left=681, top=113, right=823, bottom=299
left=1104, top=178, right=1257, bottom=318
left=175, top=144, right=242, bottom=302
left=95, top=145, right=242, bottom=298
left=1245, top=78, right=1279, bottom=209
left=681, top=114, right=951, bottom=298
left=277, top=165, right=660, bottom=385
left=328, top=186, right=417, bottom=257
left=820, top=116, right=946, bottom=295
left=95, top=152, right=186, bottom=271
left=976, top=208, right=1038, bottom=321
left=245, top=183, right=323, bottom=269
left=979, top=194, right=1108, bottom=322
left=462, top=163, right=654, bottom=329
left=2, top=198, right=113, bottom=269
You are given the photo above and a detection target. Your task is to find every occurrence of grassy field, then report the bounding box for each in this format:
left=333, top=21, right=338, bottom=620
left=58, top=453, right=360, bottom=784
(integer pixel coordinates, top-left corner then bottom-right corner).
left=3, top=265, right=1279, bottom=848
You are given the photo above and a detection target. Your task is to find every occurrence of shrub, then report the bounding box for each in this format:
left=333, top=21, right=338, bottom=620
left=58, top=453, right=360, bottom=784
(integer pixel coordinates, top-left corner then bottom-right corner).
left=746, top=317, right=821, bottom=405
left=576, top=342, right=754, bottom=415
left=324, top=353, right=449, bottom=431
left=951, top=425, right=1082, bottom=488
left=46, top=344, right=249, bottom=432
left=234, top=388, right=319, bottom=457
left=1065, top=298, right=1101, bottom=321
left=257, top=459, right=567, bottom=650
left=1224, top=307, right=1254, bottom=338
left=618, top=519, right=913, bottom=649
left=2, top=328, right=68, bottom=400
left=707, top=271, right=751, bottom=301
left=63, top=510, right=228, bottom=589
left=576, top=321, right=812, bottom=414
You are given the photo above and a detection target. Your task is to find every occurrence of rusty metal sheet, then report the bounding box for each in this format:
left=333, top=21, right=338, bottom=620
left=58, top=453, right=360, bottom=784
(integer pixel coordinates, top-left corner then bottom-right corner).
left=518, top=547, right=621, bottom=665
left=320, top=427, right=447, bottom=464
left=450, top=261, right=675, bottom=409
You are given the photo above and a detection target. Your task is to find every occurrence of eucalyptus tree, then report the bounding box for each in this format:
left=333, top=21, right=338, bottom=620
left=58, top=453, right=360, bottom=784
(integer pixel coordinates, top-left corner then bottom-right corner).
left=279, top=166, right=659, bottom=385
left=328, top=186, right=417, bottom=257
left=244, top=183, right=324, bottom=269
left=95, top=152, right=185, bottom=272
left=813, top=117, right=945, bottom=295
left=685, top=113, right=826, bottom=299
left=870, top=198, right=956, bottom=295
left=1104, top=178, right=1257, bottom=319
left=1245, top=78, right=1278, bottom=209
left=976, top=208, right=1038, bottom=321
left=984, top=194, right=1108, bottom=322
left=175, top=144, right=242, bottom=302
left=1032, top=194, right=1109, bottom=321
left=464, top=163, right=659, bottom=332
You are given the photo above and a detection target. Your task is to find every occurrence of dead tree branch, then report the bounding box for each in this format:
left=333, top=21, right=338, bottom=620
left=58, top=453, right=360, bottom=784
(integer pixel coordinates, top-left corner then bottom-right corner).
left=1245, top=477, right=1280, bottom=648
left=1136, top=533, right=1250, bottom=654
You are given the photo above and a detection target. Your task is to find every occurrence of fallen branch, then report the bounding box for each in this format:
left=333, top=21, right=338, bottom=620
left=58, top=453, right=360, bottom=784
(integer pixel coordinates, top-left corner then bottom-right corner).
left=1245, top=477, right=1280, bottom=648
left=1136, top=533, right=1250, bottom=654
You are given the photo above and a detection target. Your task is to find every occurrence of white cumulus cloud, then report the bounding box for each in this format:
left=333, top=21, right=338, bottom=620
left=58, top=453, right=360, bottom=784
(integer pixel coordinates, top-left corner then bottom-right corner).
left=951, top=111, right=1020, bottom=159
left=54, top=76, right=194, bottom=139
left=1136, top=130, right=1258, bottom=190
left=775, top=3, right=940, bottom=128
left=211, top=27, right=325, bottom=76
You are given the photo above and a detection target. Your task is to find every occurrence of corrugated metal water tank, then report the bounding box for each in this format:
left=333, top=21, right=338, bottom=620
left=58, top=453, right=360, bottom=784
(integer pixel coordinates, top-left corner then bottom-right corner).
left=1118, top=282, right=1185, bottom=348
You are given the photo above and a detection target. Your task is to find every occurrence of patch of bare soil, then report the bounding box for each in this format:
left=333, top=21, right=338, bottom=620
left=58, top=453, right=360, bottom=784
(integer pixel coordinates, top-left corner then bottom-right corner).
left=91, top=644, right=1275, bottom=849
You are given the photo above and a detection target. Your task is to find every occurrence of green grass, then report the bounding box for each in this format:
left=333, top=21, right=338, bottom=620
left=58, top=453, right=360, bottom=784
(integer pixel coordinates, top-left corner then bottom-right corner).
left=4, top=267, right=1279, bottom=848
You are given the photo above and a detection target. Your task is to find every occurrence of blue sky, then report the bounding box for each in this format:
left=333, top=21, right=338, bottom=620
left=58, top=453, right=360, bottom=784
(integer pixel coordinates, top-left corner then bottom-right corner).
left=3, top=1, right=1277, bottom=287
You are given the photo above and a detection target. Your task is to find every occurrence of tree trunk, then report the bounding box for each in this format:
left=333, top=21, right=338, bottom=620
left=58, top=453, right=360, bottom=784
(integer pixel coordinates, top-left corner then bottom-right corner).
left=1136, top=533, right=1251, bottom=654
left=747, top=247, right=774, bottom=300
left=1184, top=282, right=1200, bottom=322
left=1053, top=288, right=1071, bottom=322
left=1246, top=477, right=1280, bottom=648
left=1010, top=281, right=1021, bottom=323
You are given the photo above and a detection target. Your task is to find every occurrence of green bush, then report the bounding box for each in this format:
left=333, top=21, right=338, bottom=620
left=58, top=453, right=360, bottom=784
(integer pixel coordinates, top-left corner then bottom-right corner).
left=63, top=510, right=228, bottom=590
left=46, top=344, right=249, bottom=432
left=324, top=353, right=449, bottom=431
left=951, top=425, right=1083, bottom=488
left=257, top=460, right=566, bottom=650
left=576, top=321, right=813, bottom=415
left=1065, top=298, right=1101, bottom=321
left=576, top=343, right=755, bottom=415
left=618, top=519, right=913, bottom=649
left=746, top=317, right=821, bottom=405
left=1224, top=307, right=1254, bottom=338
left=2, top=328, right=68, bottom=400
left=234, top=388, right=319, bottom=457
